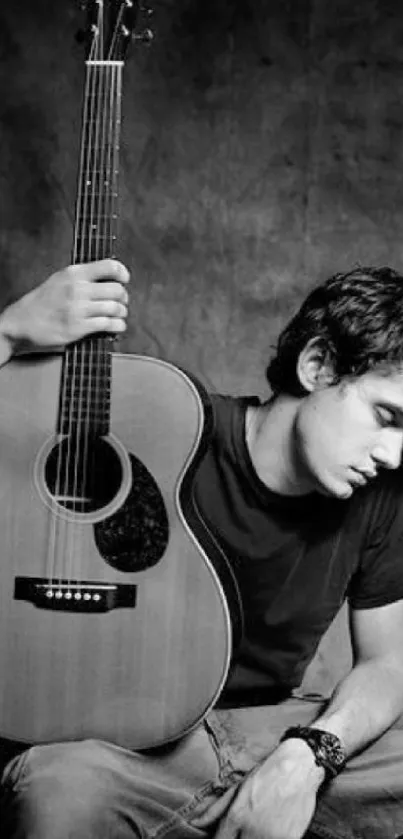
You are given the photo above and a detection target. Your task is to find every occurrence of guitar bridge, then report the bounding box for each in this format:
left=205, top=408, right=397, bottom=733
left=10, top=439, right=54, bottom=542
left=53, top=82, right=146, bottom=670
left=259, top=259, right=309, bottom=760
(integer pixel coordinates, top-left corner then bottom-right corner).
left=14, top=577, right=137, bottom=612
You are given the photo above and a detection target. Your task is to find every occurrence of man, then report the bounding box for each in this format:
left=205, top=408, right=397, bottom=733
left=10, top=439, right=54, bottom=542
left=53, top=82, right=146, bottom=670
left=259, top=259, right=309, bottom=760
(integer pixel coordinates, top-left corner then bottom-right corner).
left=1, top=259, right=403, bottom=839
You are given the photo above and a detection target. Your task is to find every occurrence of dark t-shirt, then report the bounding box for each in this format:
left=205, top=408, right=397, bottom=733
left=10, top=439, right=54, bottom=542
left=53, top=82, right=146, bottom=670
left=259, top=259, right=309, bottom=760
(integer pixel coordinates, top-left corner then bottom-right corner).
left=192, top=393, right=403, bottom=704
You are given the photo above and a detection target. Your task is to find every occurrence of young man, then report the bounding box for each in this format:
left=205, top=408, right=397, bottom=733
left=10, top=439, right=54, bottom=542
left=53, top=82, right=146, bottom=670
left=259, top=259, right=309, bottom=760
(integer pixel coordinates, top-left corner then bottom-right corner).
left=1, top=260, right=403, bottom=839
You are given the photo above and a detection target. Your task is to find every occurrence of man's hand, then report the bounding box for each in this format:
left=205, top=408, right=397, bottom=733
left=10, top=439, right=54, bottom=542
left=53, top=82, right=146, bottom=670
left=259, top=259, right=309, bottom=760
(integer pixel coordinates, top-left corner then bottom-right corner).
left=192, top=739, right=324, bottom=839
left=0, top=259, right=130, bottom=358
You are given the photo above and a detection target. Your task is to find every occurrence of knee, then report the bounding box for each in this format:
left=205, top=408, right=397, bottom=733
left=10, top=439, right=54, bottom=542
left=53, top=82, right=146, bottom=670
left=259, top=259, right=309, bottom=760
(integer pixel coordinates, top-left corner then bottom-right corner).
left=4, top=740, right=125, bottom=837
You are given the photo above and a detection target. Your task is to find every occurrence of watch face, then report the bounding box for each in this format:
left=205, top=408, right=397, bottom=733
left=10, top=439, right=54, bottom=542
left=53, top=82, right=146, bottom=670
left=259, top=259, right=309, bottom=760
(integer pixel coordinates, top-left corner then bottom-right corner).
left=308, top=729, right=346, bottom=775
left=321, top=731, right=346, bottom=768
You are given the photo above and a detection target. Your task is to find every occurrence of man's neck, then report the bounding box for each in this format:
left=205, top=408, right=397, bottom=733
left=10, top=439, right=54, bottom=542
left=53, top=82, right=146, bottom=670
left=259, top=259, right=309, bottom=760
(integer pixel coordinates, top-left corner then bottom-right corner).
left=245, top=396, right=314, bottom=497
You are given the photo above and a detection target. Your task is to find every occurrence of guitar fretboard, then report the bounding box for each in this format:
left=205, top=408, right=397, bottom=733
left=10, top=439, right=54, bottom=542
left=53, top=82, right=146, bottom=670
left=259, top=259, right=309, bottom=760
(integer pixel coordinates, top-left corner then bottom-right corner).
left=58, top=57, right=123, bottom=438
left=58, top=340, right=112, bottom=436
left=73, top=61, right=122, bottom=262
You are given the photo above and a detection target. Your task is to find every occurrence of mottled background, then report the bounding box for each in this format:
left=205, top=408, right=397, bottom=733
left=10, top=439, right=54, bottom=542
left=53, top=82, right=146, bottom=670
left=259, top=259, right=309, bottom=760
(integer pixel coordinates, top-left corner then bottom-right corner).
left=2, top=0, right=403, bottom=692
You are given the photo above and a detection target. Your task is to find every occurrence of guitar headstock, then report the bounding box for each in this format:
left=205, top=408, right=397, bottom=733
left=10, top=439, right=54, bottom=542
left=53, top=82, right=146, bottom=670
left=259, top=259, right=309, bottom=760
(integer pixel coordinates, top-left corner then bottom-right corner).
left=78, top=0, right=153, bottom=62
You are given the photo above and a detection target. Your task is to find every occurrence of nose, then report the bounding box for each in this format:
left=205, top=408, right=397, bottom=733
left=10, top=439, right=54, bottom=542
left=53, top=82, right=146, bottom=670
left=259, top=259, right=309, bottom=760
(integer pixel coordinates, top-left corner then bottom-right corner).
left=372, top=430, right=403, bottom=471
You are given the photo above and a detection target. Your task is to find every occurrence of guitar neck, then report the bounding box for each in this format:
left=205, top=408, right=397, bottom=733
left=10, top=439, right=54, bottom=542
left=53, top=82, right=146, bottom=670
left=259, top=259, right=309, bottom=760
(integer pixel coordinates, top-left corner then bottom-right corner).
left=56, top=0, right=140, bottom=439
left=59, top=59, right=124, bottom=437
left=73, top=57, right=123, bottom=268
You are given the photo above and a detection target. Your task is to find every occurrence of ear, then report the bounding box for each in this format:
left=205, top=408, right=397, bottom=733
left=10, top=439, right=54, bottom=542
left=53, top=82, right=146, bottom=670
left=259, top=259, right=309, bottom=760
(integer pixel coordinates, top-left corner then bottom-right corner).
left=296, top=338, right=336, bottom=393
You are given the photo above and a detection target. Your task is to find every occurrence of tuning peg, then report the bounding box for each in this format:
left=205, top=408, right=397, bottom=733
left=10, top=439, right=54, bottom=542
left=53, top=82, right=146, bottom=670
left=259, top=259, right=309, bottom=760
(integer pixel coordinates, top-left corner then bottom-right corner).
left=133, top=28, right=154, bottom=44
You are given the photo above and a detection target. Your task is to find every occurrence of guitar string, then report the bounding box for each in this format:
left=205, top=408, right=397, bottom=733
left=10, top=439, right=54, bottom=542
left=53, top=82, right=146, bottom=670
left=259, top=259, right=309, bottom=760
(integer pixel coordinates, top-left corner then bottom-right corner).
left=65, top=37, right=100, bottom=589
left=94, top=61, right=120, bottom=524
left=82, top=59, right=122, bottom=571
left=46, top=8, right=125, bottom=599
left=101, top=0, right=127, bottom=451
left=73, top=51, right=105, bottom=572
left=102, top=0, right=126, bottom=438
left=45, top=32, right=97, bottom=588
left=66, top=55, right=102, bottom=587
left=66, top=24, right=106, bottom=589
left=94, top=9, right=126, bottom=522
left=77, top=55, right=123, bottom=586
left=95, top=57, right=117, bottom=518
left=68, top=53, right=113, bottom=583
left=67, top=42, right=122, bottom=587
left=57, top=28, right=100, bottom=589
left=99, top=62, right=113, bottom=494
left=96, top=61, right=123, bottom=523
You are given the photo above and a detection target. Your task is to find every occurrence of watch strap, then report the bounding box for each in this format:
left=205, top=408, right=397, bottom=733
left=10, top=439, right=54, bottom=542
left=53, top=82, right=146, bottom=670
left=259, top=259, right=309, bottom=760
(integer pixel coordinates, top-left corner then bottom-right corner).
left=280, top=725, right=346, bottom=781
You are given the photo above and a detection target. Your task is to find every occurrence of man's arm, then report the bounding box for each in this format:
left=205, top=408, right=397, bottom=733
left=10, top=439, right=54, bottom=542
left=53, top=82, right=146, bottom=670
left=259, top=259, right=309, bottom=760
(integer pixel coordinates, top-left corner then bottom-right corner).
left=313, top=599, right=403, bottom=753
left=0, top=258, right=130, bottom=367
left=193, top=599, right=403, bottom=839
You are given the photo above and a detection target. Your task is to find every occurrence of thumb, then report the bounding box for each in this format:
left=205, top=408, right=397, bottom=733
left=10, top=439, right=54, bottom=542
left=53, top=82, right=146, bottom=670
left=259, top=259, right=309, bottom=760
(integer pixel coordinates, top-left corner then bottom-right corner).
left=190, top=784, right=240, bottom=829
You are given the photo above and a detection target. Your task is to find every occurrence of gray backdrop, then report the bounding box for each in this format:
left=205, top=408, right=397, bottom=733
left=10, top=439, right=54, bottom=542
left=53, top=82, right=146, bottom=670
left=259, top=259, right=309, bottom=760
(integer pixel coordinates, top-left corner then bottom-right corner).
left=1, top=0, right=402, bottom=690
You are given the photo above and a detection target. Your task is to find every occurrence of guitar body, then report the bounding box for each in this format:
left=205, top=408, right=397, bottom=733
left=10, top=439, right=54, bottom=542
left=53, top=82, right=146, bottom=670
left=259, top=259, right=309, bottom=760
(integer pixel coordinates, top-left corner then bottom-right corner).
left=0, top=352, right=240, bottom=749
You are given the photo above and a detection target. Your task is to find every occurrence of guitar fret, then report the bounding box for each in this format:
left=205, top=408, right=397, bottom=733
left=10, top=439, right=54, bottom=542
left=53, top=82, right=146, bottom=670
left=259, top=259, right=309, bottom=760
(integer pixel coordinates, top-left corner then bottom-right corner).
left=60, top=408, right=109, bottom=416
left=60, top=396, right=111, bottom=405
left=59, top=424, right=109, bottom=436
left=60, top=397, right=110, bottom=407
left=60, top=411, right=109, bottom=417
left=61, top=404, right=110, bottom=408
left=73, top=235, right=115, bottom=242
left=62, top=381, right=111, bottom=388
left=76, top=195, right=117, bottom=200
left=61, top=403, right=110, bottom=409
left=59, top=415, right=109, bottom=423
left=62, top=376, right=110, bottom=383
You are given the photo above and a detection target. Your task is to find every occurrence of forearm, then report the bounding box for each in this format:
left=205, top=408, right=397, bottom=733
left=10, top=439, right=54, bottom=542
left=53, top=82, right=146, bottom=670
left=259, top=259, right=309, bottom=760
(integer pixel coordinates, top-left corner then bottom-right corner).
left=268, top=655, right=403, bottom=808
left=313, top=655, right=403, bottom=757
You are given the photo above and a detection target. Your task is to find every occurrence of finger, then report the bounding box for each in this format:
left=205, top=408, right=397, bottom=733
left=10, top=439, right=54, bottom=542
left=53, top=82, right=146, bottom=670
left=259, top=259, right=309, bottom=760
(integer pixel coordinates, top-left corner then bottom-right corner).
left=86, top=300, right=128, bottom=319
left=87, top=281, right=129, bottom=304
left=191, top=786, right=239, bottom=829
left=214, top=815, right=240, bottom=839
left=74, top=259, right=130, bottom=286
left=82, top=316, right=127, bottom=335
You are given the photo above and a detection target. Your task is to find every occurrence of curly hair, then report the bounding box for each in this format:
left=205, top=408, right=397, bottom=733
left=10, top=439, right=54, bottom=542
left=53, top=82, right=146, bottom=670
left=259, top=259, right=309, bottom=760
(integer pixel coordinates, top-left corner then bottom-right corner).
left=266, top=266, right=403, bottom=396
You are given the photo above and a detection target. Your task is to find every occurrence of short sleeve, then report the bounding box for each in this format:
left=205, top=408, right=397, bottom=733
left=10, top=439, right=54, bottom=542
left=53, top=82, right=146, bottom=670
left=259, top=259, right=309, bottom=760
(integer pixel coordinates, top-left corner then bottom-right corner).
left=348, top=470, right=403, bottom=609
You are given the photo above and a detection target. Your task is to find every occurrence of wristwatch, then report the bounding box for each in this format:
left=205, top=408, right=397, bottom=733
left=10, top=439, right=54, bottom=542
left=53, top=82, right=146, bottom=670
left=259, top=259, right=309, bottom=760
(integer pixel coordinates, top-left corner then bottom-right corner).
left=280, top=725, right=346, bottom=781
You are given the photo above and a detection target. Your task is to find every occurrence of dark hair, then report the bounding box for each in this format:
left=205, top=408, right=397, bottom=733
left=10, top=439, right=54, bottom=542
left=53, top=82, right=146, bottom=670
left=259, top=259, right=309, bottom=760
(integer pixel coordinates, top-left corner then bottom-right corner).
left=266, top=266, right=403, bottom=396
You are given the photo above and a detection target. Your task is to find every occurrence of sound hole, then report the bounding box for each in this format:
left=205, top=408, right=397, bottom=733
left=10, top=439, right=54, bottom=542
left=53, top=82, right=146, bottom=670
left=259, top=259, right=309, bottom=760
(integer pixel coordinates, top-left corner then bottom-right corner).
left=45, top=436, right=122, bottom=513
left=94, top=454, right=169, bottom=572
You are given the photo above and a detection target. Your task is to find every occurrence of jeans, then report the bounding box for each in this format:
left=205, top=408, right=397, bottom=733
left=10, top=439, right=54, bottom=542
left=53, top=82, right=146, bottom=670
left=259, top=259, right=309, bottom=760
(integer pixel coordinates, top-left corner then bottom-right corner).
left=1, top=696, right=403, bottom=839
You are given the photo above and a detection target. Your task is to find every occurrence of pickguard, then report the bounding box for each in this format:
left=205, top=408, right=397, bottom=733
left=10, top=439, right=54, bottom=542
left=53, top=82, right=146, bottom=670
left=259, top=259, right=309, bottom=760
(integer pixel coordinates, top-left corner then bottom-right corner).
left=94, top=453, right=169, bottom=572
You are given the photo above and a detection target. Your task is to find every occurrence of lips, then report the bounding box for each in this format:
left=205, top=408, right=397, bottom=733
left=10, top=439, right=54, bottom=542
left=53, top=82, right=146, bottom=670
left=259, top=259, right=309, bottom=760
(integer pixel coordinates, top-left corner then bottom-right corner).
left=351, top=468, right=377, bottom=485
left=350, top=471, right=367, bottom=487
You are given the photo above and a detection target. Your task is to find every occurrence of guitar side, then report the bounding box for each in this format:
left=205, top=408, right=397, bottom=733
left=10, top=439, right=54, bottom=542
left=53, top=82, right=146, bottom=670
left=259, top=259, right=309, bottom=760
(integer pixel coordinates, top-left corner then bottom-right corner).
left=0, top=352, right=241, bottom=749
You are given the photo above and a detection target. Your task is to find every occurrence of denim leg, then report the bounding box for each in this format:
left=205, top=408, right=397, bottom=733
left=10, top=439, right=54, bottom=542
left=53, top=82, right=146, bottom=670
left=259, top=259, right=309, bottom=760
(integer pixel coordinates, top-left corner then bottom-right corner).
left=211, top=698, right=403, bottom=839
left=3, top=699, right=403, bottom=839
left=0, top=725, right=237, bottom=839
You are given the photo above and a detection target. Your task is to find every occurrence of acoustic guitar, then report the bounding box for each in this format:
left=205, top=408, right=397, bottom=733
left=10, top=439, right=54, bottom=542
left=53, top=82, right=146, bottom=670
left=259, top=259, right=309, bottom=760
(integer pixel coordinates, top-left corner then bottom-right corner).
left=0, top=0, right=242, bottom=750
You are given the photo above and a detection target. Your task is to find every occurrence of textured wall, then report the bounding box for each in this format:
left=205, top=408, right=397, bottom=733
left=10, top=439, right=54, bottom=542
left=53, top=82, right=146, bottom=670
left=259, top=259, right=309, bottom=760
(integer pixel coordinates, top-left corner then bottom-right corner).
left=2, top=0, right=403, bottom=396
left=2, top=0, right=403, bottom=691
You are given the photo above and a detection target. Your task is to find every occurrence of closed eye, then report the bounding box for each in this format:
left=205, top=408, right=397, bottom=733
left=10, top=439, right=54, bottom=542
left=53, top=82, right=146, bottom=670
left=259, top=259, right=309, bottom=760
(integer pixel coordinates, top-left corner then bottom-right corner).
left=375, top=406, right=401, bottom=428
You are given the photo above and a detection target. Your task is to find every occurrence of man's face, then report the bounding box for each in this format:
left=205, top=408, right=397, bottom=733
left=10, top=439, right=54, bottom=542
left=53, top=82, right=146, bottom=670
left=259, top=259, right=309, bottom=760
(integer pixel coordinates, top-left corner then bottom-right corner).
left=294, top=367, right=403, bottom=499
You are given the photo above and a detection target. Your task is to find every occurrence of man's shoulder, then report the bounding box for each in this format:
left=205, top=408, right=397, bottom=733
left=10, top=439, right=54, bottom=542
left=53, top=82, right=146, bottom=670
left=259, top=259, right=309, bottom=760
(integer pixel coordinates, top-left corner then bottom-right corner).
left=347, top=467, right=403, bottom=537
left=209, top=391, right=260, bottom=419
